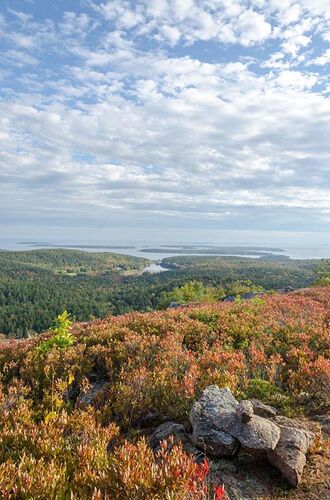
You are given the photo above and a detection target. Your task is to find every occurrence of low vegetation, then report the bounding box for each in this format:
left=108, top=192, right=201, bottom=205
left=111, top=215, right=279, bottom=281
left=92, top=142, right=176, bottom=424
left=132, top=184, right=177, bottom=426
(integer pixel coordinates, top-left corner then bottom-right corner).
left=0, top=287, right=329, bottom=498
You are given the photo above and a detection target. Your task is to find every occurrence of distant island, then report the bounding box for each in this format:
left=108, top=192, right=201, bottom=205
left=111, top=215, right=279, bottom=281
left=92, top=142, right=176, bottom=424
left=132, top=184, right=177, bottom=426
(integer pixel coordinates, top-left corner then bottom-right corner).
left=160, top=245, right=285, bottom=252
left=18, top=242, right=135, bottom=250
left=140, top=245, right=286, bottom=257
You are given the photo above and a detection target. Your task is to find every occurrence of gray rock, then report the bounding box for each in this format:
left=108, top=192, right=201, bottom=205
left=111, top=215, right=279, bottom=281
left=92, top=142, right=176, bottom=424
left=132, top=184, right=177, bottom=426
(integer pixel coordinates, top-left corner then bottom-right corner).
left=236, top=400, right=254, bottom=423
left=190, top=386, right=280, bottom=455
left=230, top=414, right=281, bottom=452
left=190, top=386, right=239, bottom=456
left=191, top=421, right=240, bottom=457
left=149, top=421, right=202, bottom=458
left=133, top=410, right=168, bottom=429
left=250, top=399, right=277, bottom=419
left=149, top=422, right=187, bottom=450
left=267, top=429, right=307, bottom=487
left=267, top=418, right=316, bottom=487
left=189, top=386, right=316, bottom=487
left=76, top=380, right=107, bottom=408
left=196, top=385, right=239, bottom=415
left=273, top=416, right=316, bottom=447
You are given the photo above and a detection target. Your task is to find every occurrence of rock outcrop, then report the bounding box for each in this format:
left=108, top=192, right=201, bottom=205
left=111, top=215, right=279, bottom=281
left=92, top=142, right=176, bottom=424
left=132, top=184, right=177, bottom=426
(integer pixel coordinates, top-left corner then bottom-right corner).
left=267, top=416, right=316, bottom=487
left=230, top=411, right=281, bottom=452
left=190, top=387, right=281, bottom=455
left=189, top=386, right=240, bottom=456
left=151, top=385, right=316, bottom=489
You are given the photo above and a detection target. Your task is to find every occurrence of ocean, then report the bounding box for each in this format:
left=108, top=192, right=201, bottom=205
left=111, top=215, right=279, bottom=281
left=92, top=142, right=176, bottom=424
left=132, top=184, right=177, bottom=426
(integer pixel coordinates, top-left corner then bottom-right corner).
left=0, top=238, right=330, bottom=260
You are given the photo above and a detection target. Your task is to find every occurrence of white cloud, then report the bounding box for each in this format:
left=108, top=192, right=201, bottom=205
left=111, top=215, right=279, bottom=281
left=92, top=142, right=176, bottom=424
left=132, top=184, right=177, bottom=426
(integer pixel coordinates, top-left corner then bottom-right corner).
left=172, top=0, right=195, bottom=21
left=59, top=12, right=91, bottom=36
left=8, top=32, right=36, bottom=48
left=146, top=0, right=169, bottom=18
left=275, top=70, right=317, bottom=90
left=281, top=34, right=311, bottom=56
left=3, top=49, right=39, bottom=66
left=237, top=10, right=272, bottom=46
left=158, top=24, right=181, bottom=45
left=0, top=0, right=329, bottom=235
left=261, top=52, right=289, bottom=69
left=92, top=1, right=275, bottom=47
left=312, top=48, right=330, bottom=66
left=1, top=51, right=329, bottom=218
left=7, top=9, right=33, bottom=24
left=280, top=4, right=302, bottom=25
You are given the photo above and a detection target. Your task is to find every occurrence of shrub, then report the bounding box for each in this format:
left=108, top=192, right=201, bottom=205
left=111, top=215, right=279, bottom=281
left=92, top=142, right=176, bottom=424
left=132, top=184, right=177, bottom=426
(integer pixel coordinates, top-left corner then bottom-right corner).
left=36, top=311, right=73, bottom=355
left=0, top=287, right=329, bottom=496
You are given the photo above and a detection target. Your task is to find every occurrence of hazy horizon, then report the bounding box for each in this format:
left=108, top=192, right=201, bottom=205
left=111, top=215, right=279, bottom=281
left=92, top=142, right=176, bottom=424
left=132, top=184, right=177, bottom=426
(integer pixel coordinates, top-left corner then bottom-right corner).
left=1, top=231, right=330, bottom=260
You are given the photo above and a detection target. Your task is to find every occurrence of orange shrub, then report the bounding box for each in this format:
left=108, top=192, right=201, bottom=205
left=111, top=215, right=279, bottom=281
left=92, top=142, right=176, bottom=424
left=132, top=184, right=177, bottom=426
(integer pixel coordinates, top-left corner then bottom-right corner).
left=0, top=287, right=329, bottom=497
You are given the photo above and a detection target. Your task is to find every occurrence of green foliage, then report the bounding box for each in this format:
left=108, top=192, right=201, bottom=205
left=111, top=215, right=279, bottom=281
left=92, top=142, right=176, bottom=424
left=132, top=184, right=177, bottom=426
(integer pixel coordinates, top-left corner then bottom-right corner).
left=243, top=378, right=294, bottom=414
left=158, top=280, right=225, bottom=308
left=224, top=279, right=264, bottom=298
left=312, top=259, right=330, bottom=287
left=36, top=311, right=73, bottom=354
left=188, top=311, right=220, bottom=329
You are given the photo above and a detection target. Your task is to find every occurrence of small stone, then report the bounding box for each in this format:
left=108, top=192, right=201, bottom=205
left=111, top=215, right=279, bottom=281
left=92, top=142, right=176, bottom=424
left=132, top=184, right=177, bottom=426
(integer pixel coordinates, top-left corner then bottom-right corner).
left=76, top=380, right=107, bottom=408
left=236, top=400, right=254, bottom=423
left=250, top=399, right=277, bottom=419
left=149, top=421, right=202, bottom=458
left=133, top=410, right=167, bottom=428
left=149, top=422, right=187, bottom=451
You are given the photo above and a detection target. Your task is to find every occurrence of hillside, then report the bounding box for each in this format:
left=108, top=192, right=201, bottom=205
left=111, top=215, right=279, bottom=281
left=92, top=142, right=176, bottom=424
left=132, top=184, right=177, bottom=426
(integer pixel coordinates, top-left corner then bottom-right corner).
left=0, top=249, right=149, bottom=276
left=162, top=255, right=317, bottom=289
left=0, top=287, right=329, bottom=498
left=0, top=249, right=150, bottom=337
left=0, top=250, right=322, bottom=337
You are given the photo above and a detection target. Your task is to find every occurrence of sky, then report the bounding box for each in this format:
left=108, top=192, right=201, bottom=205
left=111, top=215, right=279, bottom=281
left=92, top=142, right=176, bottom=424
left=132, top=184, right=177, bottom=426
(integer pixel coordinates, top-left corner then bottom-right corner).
left=0, top=0, right=330, bottom=246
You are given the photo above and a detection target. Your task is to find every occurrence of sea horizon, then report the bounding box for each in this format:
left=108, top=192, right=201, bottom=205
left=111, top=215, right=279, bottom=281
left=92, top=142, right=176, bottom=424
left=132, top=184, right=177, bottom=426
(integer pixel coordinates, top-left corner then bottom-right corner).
left=1, top=237, right=330, bottom=261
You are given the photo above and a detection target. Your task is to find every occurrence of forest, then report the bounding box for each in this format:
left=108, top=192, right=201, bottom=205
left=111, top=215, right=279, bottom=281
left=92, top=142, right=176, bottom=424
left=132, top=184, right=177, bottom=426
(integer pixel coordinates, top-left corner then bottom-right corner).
left=0, top=249, right=323, bottom=337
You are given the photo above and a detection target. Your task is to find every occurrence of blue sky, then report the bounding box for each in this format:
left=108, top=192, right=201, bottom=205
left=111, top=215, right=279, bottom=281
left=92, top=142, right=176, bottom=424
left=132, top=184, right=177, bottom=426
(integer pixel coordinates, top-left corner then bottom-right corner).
left=0, top=0, right=330, bottom=245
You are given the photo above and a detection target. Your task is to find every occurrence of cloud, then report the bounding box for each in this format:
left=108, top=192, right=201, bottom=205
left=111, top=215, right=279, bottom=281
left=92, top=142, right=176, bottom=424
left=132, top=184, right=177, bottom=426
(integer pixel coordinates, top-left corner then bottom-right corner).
left=92, top=1, right=273, bottom=46
left=312, top=48, right=330, bottom=66
left=237, top=10, right=272, bottom=46
left=59, top=12, right=92, bottom=36
left=0, top=0, right=329, bottom=238
left=275, top=70, right=317, bottom=90
left=3, top=49, right=39, bottom=66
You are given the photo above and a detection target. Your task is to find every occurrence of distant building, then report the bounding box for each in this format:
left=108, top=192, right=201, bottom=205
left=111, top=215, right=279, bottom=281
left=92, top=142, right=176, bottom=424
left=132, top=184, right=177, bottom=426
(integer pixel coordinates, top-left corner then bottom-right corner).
left=241, top=292, right=257, bottom=300
left=278, top=286, right=294, bottom=293
left=223, top=295, right=236, bottom=302
left=168, top=302, right=182, bottom=309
